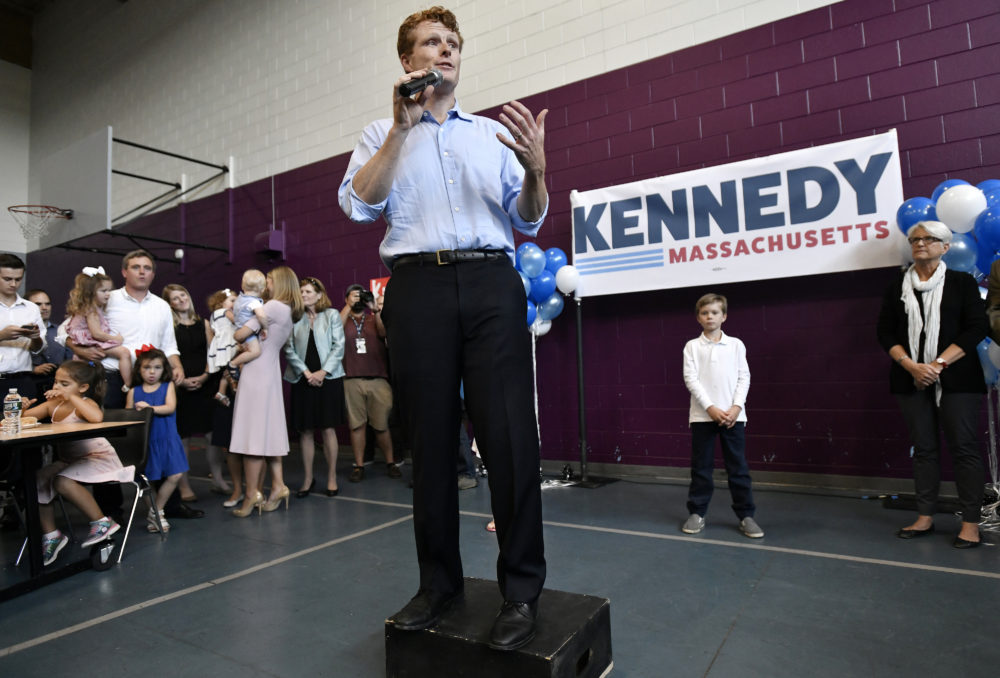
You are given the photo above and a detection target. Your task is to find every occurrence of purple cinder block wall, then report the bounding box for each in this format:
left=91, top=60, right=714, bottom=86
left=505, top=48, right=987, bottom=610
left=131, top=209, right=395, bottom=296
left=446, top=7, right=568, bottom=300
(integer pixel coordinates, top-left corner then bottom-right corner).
left=28, top=0, right=1000, bottom=480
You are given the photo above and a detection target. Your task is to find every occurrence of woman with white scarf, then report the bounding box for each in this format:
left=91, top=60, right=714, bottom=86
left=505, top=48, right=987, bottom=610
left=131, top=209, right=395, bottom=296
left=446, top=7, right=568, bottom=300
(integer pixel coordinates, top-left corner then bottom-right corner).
left=877, top=220, right=987, bottom=548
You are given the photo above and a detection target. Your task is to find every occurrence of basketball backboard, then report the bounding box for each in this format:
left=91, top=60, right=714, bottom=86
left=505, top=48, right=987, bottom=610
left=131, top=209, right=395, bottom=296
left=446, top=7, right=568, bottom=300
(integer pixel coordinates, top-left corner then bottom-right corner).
left=35, top=125, right=112, bottom=250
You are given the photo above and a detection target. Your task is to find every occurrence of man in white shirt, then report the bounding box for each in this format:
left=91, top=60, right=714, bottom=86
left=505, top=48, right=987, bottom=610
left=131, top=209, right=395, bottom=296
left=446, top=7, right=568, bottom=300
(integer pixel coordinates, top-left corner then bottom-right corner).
left=0, top=253, right=45, bottom=398
left=63, top=250, right=183, bottom=408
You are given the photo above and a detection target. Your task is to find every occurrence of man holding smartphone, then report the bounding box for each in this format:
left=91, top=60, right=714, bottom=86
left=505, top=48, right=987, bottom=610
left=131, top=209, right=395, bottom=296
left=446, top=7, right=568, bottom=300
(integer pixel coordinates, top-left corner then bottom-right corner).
left=0, top=253, right=45, bottom=398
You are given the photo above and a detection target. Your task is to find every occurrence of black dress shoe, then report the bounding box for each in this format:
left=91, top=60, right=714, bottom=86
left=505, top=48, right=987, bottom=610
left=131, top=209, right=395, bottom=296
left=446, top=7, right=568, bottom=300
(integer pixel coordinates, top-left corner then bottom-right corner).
left=488, top=600, right=537, bottom=651
left=953, top=536, right=981, bottom=549
left=390, top=589, right=462, bottom=631
left=897, top=525, right=934, bottom=539
left=296, top=480, right=316, bottom=498
left=165, top=503, right=205, bottom=519
left=325, top=488, right=339, bottom=497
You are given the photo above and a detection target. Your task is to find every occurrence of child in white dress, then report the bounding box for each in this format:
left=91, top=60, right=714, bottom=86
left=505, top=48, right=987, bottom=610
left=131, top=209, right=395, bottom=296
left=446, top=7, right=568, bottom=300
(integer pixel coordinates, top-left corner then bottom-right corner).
left=207, top=289, right=238, bottom=372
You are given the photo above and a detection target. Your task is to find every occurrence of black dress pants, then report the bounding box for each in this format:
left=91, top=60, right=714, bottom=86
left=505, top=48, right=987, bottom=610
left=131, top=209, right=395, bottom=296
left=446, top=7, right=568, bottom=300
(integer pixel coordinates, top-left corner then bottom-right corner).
left=382, top=257, right=546, bottom=604
left=895, top=389, right=985, bottom=523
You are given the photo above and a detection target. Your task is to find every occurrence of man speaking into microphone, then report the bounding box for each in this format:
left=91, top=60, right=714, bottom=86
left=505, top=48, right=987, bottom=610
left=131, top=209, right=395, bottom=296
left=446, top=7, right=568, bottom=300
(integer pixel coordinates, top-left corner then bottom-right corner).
left=338, top=5, right=548, bottom=652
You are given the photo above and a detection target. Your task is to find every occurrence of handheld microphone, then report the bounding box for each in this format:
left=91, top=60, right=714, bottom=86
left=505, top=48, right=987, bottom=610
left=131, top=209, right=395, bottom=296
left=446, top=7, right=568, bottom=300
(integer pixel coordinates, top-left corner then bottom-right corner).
left=399, top=68, right=443, bottom=97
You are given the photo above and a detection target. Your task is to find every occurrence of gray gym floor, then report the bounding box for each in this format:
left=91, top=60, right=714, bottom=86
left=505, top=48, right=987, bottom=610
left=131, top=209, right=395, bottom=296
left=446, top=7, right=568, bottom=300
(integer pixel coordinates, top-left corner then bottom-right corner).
left=1, top=452, right=997, bottom=678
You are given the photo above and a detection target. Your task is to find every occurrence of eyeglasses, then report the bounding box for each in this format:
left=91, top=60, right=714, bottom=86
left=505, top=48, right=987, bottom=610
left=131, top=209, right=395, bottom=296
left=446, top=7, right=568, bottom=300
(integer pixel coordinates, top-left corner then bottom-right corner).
left=907, top=236, right=943, bottom=245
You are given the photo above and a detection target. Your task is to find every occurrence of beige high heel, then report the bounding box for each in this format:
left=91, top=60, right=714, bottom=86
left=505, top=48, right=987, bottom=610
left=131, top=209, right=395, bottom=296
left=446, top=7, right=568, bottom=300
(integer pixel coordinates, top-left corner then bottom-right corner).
left=232, top=491, right=264, bottom=517
left=262, top=485, right=291, bottom=512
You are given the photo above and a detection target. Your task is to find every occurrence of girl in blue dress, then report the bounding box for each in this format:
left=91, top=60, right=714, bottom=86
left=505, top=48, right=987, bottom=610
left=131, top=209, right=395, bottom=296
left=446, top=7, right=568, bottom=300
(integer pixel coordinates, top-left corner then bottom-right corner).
left=127, top=347, right=188, bottom=533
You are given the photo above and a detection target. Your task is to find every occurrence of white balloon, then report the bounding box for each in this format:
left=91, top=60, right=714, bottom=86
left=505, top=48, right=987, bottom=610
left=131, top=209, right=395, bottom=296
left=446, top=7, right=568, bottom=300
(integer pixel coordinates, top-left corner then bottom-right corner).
left=555, top=265, right=580, bottom=294
left=935, top=184, right=987, bottom=233
left=989, top=339, right=1000, bottom=370
left=530, top=317, right=551, bottom=336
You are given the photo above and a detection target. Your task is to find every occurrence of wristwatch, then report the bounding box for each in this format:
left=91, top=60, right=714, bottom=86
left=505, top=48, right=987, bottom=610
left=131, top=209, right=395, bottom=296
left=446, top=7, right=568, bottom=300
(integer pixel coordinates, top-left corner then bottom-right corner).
left=934, top=357, right=948, bottom=369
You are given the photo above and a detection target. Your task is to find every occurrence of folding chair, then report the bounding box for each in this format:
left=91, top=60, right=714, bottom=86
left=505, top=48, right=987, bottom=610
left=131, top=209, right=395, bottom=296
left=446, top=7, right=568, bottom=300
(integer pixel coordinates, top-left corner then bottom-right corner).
left=102, top=408, right=165, bottom=564
left=15, top=408, right=163, bottom=569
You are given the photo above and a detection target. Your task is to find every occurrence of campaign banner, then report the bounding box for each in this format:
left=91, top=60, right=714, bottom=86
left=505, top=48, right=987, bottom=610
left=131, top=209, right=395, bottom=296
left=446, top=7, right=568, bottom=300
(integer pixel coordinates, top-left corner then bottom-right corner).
left=569, top=130, right=904, bottom=297
left=370, top=276, right=390, bottom=298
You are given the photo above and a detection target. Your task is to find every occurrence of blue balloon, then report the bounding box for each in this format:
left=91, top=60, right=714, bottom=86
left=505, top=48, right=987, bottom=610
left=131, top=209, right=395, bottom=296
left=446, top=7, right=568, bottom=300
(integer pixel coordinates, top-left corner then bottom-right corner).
left=526, top=300, right=537, bottom=326
left=896, top=197, right=936, bottom=235
left=975, top=240, right=999, bottom=278
left=544, top=247, right=568, bottom=275
left=529, top=271, right=556, bottom=304
left=942, top=231, right=977, bottom=273
left=977, top=179, right=1000, bottom=194
left=975, top=208, right=1000, bottom=253
left=537, top=292, right=564, bottom=321
left=931, top=179, right=970, bottom=203
left=986, top=188, right=1000, bottom=209
left=977, top=339, right=999, bottom=386
left=519, top=270, right=531, bottom=297
left=518, top=243, right=546, bottom=278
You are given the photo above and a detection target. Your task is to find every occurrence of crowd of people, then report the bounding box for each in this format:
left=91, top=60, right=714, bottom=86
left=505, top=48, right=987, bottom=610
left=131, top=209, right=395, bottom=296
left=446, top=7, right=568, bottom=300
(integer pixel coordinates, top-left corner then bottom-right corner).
left=0, top=249, right=419, bottom=565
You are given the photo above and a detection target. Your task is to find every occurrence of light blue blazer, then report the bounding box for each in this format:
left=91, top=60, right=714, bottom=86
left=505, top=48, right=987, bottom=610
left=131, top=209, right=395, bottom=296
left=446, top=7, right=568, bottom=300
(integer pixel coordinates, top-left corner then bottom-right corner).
left=282, top=308, right=345, bottom=382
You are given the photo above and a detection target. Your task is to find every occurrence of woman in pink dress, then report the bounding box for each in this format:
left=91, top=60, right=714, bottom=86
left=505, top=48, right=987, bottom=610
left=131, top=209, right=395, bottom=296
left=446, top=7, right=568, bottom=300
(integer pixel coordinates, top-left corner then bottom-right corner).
left=229, top=266, right=303, bottom=517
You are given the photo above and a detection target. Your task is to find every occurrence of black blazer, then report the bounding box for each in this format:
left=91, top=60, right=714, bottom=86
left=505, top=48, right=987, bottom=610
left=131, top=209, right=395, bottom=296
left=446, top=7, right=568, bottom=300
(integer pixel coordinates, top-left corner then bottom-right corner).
left=876, top=268, right=987, bottom=394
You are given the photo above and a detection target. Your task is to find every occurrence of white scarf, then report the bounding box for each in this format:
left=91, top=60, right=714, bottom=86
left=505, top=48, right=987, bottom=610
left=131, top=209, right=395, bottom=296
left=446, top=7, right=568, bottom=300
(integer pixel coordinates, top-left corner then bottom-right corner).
left=900, top=262, right=946, bottom=403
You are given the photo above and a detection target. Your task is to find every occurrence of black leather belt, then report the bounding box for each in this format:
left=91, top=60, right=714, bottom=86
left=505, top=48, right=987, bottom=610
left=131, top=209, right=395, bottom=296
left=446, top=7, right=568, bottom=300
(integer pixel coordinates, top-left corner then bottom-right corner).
left=0, top=371, right=33, bottom=379
left=393, top=249, right=508, bottom=268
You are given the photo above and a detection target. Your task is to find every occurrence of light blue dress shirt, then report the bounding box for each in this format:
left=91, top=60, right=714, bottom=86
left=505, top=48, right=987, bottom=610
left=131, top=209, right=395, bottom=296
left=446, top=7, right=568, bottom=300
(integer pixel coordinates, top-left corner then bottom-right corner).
left=338, top=101, right=547, bottom=269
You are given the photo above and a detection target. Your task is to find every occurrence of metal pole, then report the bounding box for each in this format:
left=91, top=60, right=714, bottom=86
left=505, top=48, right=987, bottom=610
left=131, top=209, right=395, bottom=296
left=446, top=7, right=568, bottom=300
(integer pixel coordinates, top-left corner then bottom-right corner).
left=575, top=295, right=588, bottom=482
left=112, top=137, right=229, bottom=171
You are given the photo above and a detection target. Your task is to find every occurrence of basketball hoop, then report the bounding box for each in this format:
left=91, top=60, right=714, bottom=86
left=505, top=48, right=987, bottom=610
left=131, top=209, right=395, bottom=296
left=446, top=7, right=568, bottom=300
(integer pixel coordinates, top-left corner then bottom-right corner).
left=7, top=204, right=73, bottom=240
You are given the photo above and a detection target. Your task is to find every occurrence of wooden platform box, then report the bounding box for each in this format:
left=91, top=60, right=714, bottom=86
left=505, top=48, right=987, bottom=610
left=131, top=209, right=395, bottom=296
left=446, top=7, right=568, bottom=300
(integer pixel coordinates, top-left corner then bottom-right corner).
left=385, top=577, right=612, bottom=678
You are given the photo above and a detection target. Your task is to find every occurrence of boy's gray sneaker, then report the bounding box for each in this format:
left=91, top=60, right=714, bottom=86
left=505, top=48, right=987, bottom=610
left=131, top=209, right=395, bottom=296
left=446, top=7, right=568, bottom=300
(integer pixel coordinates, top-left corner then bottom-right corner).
left=682, top=514, right=705, bottom=534
left=740, top=517, right=764, bottom=538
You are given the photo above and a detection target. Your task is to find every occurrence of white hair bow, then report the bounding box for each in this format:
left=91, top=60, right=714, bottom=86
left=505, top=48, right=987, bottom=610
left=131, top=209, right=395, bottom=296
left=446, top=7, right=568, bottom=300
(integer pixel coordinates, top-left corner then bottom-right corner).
left=223, top=288, right=232, bottom=296
left=82, top=266, right=105, bottom=277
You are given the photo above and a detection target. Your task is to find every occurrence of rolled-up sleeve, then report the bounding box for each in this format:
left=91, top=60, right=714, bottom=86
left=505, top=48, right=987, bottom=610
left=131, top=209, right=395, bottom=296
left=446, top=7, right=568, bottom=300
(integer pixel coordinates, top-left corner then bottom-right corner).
left=339, top=124, right=389, bottom=224
left=501, top=147, right=546, bottom=237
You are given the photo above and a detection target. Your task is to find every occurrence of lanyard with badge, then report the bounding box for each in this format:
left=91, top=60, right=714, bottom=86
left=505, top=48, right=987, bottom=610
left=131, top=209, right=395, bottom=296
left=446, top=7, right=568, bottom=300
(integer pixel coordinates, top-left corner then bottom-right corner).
left=352, top=314, right=367, bottom=354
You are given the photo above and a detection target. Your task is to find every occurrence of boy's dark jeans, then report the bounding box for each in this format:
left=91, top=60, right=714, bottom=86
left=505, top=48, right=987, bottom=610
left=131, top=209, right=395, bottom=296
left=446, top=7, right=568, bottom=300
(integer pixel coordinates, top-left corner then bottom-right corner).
left=686, top=421, right=755, bottom=519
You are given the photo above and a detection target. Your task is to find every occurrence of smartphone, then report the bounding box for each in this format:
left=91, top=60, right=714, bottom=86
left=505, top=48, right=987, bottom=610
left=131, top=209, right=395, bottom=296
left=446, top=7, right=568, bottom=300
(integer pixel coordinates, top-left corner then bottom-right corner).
left=21, top=324, right=37, bottom=329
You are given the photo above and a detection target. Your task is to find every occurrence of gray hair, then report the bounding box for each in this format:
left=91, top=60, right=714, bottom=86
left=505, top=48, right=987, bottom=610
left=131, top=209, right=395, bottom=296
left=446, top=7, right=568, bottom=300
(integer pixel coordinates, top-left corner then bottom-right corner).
left=910, top=220, right=952, bottom=243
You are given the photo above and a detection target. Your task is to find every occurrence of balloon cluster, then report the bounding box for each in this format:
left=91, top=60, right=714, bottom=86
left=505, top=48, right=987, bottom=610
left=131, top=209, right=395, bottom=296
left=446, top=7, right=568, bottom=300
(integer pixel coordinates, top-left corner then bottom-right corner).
left=516, top=244, right=580, bottom=336
left=896, top=178, right=1000, bottom=275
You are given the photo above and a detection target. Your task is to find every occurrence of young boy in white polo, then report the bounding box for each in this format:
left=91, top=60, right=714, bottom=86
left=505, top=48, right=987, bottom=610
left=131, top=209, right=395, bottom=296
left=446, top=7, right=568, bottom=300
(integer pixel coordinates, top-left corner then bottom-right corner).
left=681, top=293, right=763, bottom=538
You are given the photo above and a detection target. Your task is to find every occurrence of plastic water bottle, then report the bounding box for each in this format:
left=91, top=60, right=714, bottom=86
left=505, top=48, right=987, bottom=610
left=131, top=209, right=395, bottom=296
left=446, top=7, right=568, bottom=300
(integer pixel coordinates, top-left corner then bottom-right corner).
left=2, top=388, right=22, bottom=435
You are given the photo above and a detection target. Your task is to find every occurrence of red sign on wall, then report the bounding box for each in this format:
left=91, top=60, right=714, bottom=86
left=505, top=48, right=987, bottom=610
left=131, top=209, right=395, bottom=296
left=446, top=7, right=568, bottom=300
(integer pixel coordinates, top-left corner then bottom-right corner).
left=370, top=276, right=390, bottom=298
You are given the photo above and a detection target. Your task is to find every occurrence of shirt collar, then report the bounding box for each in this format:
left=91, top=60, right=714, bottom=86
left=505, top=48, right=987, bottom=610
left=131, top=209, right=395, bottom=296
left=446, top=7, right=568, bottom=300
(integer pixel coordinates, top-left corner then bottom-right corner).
left=0, top=294, right=27, bottom=309
left=421, top=100, right=473, bottom=125
left=698, top=331, right=730, bottom=345
left=118, top=286, right=151, bottom=304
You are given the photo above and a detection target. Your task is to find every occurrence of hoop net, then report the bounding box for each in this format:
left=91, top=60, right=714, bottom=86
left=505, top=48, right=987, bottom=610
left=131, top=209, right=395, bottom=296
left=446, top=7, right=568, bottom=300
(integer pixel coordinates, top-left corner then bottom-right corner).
left=7, top=204, right=72, bottom=240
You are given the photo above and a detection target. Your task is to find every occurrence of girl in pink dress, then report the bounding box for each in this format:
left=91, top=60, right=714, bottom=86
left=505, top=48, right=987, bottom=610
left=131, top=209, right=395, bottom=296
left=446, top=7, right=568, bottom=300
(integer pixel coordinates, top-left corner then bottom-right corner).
left=24, top=361, right=132, bottom=566
left=66, top=267, right=133, bottom=390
